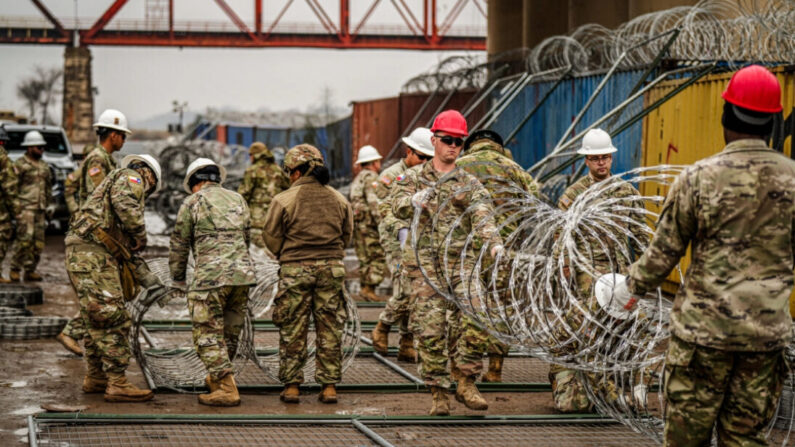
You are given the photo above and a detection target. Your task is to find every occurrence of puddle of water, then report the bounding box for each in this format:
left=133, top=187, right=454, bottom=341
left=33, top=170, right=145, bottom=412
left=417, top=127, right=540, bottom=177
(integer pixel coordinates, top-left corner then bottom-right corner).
left=0, top=381, right=28, bottom=388
left=11, top=406, right=40, bottom=416
left=13, top=428, right=27, bottom=437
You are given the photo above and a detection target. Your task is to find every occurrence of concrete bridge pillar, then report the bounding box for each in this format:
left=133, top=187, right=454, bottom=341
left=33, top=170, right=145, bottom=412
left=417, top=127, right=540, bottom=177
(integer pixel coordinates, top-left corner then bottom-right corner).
left=62, top=47, right=95, bottom=149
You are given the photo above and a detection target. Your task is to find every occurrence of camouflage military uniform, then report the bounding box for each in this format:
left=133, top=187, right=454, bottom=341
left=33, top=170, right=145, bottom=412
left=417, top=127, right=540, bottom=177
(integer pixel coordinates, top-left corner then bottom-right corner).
left=170, top=183, right=256, bottom=380
left=62, top=144, right=115, bottom=342
left=65, top=167, right=157, bottom=375
left=456, top=140, right=540, bottom=358
left=628, top=139, right=795, bottom=447
left=0, top=146, right=18, bottom=268
left=392, top=161, right=501, bottom=388
left=238, top=146, right=290, bottom=248
left=350, top=168, right=386, bottom=289
left=263, top=169, right=353, bottom=385
left=10, top=154, right=52, bottom=275
left=550, top=173, right=649, bottom=412
left=375, top=159, right=413, bottom=335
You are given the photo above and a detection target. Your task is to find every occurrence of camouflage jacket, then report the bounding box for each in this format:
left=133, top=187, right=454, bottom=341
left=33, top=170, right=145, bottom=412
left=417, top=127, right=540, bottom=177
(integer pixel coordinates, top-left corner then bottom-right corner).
left=456, top=141, right=540, bottom=238
left=350, top=169, right=380, bottom=228
left=263, top=175, right=353, bottom=262
left=64, top=168, right=79, bottom=215
left=238, top=153, right=290, bottom=228
left=78, top=145, right=117, bottom=207
left=392, top=161, right=501, bottom=279
left=0, top=147, right=18, bottom=227
left=559, top=173, right=649, bottom=268
left=14, top=154, right=52, bottom=212
left=629, top=139, right=795, bottom=351
left=170, top=183, right=256, bottom=290
left=376, top=159, right=410, bottom=262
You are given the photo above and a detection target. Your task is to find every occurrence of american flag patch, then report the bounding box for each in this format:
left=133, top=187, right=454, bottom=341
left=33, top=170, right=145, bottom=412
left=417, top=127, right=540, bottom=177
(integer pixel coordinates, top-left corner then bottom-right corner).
left=128, top=176, right=141, bottom=184
left=396, top=174, right=406, bottom=182
left=380, top=176, right=392, bottom=185
left=88, top=167, right=101, bottom=176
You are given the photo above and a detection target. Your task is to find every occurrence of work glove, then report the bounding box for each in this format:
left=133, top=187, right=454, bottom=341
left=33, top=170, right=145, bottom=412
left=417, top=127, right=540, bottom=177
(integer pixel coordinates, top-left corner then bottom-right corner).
left=397, top=228, right=409, bottom=249
left=411, top=188, right=434, bottom=209
left=138, top=270, right=164, bottom=289
left=633, top=384, right=648, bottom=408
left=156, top=281, right=187, bottom=308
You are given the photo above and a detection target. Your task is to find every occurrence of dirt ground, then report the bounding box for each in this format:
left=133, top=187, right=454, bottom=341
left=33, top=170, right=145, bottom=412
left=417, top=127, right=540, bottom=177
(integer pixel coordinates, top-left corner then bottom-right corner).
left=0, top=235, right=559, bottom=446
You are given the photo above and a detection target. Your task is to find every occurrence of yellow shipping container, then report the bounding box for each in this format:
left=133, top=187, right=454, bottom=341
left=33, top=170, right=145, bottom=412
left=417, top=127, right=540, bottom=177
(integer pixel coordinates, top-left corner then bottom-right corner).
left=640, top=66, right=795, bottom=303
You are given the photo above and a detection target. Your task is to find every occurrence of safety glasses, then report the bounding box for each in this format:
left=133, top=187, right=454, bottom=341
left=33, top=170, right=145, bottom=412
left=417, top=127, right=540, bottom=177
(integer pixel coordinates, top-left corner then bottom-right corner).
left=413, top=150, right=432, bottom=161
left=435, top=134, right=464, bottom=147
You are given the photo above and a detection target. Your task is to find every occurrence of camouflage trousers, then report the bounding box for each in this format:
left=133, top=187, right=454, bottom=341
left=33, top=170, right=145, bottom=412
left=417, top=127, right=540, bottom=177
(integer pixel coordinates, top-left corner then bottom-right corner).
left=11, top=209, right=45, bottom=273
left=65, top=243, right=132, bottom=375
left=663, top=335, right=788, bottom=447
left=61, top=314, right=87, bottom=340
left=353, top=222, right=386, bottom=287
left=0, top=224, right=12, bottom=269
left=377, top=267, right=413, bottom=335
left=188, top=286, right=249, bottom=380
left=408, top=275, right=489, bottom=389
left=273, top=259, right=347, bottom=385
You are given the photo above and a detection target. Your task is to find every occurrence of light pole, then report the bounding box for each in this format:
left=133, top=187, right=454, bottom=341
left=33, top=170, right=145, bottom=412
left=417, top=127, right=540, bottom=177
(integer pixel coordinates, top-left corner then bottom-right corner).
left=172, top=100, right=187, bottom=133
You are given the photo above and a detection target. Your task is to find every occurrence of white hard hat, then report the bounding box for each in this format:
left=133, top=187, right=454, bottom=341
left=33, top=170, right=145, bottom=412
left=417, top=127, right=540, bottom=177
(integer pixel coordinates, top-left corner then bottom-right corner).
left=594, top=273, right=632, bottom=320
left=577, top=128, right=617, bottom=156
left=122, top=154, right=162, bottom=193
left=21, top=130, right=46, bottom=147
left=182, top=157, right=227, bottom=194
left=401, top=127, right=435, bottom=157
left=93, top=109, right=132, bottom=135
left=355, top=145, right=382, bottom=165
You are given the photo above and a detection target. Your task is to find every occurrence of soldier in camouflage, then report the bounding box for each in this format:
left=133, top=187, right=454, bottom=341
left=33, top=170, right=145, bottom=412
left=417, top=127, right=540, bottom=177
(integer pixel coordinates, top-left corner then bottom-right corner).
left=170, top=158, right=256, bottom=407
left=57, top=115, right=127, bottom=357
left=392, top=110, right=502, bottom=415
left=549, top=128, right=649, bottom=413
left=66, top=154, right=165, bottom=402
left=455, top=129, right=541, bottom=383
left=626, top=65, right=793, bottom=447
left=371, top=128, right=435, bottom=363
left=238, top=142, right=290, bottom=249
left=9, top=131, right=52, bottom=283
left=263, top=144, right=353, bottom=404
left=0, top=127, right=17, bottom=284
left=350, top=145, right=387, bottom=301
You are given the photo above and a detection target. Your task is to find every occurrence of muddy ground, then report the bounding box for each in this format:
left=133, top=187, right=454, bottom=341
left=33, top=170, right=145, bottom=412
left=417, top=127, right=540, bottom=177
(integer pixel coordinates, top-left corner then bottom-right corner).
left=0, top=235, right=561, bottom=446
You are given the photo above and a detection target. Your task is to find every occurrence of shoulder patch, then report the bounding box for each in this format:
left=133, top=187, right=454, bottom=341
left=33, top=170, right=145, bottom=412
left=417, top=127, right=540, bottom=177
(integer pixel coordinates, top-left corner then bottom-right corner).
left=380, top=176, right=392, bottom=186
left=396, top=174, right=406, bottom=182
left=128, top=176, right=142, bottom=185
left=371, top=181, right=379, bottom=189
left=88, top=167, right=101, bottom=176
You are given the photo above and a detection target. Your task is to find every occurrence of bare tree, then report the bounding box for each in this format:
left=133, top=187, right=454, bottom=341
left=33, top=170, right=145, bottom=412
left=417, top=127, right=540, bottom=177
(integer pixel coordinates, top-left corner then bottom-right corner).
left=17, top=78, right=42, bottom=121
left=35, top=66, right=63, bottom=125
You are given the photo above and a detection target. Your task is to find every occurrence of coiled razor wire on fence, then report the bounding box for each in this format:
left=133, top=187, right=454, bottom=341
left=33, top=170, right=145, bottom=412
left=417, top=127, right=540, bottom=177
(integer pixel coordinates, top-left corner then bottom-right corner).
left=128, top=246, right=361, bottom=391
left=408, top=164, right=793, bottom=444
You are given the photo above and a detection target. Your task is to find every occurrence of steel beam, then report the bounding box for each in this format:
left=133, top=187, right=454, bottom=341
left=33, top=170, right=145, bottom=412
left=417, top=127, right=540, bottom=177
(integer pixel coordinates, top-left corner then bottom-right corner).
left=82, top=0, right=129, bottom=41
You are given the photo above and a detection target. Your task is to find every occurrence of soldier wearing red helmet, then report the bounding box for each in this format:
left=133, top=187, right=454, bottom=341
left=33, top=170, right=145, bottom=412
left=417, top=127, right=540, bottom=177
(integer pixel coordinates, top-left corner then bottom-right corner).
left=625, top=65, right=793, bottom=446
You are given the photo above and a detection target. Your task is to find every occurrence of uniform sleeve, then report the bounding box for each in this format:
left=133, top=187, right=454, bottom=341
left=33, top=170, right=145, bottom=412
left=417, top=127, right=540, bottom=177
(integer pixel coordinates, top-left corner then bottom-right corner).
left=365, top=177, right=381, bottom=221
left=242, top=200, right=252, bottom=246
left=469, top=181, right=502, bottom=248
left=342, top=199, right=354, bottom=247
left=64, top=172, right=78, bottom=214
left=110, top=174, right=148, bottom=245
left=45, top=165, right=53, bottom=207
left=237, top=167, right=254, bottom=203
left=169, top=201, right=193, bottom=282
left=629, top=170, right=697, bottom=295
left=276, top=169, right=290, bottom=193
left=12, top=159, right=26, bottom=214
left=85, top=156, right=111, bottom=191
left=392, top=174, right=417, bottom=221
left=0, top=156, right=18, bottom=217
left=262, top=199, right=285, bottom=256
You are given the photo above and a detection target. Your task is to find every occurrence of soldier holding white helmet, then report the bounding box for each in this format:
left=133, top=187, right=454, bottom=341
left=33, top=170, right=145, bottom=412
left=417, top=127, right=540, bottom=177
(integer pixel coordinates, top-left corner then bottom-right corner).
left=370, top=127, right=434, bottom=361
left=56, top=109, right=132, bottom=357
left=8, top=130, right=51, bottom=283
left=349, top=145, right=386, bottom=301
left=65, top=153, right=165, bottom=403
left=549, top=128, right=650, bottom=413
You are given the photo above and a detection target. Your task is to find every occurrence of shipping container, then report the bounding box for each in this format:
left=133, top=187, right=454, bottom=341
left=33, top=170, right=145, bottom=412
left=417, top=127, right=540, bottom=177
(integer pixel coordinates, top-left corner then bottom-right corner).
left=215, top=124, right=227, bottom=144
left=640, top=65, right=795, bottom=294
left=226, top=124, right=255, bottom=147
left=254, top=127, right=290, bottom=149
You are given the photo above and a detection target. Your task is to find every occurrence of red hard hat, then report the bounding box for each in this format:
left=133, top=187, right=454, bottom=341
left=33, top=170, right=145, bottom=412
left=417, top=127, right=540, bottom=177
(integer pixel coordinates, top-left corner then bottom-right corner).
left=430, top=110, right=468, bottom=137
left=722, top=65, right=782, bottom=113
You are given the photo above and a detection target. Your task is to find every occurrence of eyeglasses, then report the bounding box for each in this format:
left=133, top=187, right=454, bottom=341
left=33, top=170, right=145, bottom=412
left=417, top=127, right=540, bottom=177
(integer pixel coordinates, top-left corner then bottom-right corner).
left=435, top=134, right=464, bottom=147
left=585, top=155, right=612, bottom=163
left=117, top=132, right=127, bottom=141
left=412, top=150, right=432, bottom=161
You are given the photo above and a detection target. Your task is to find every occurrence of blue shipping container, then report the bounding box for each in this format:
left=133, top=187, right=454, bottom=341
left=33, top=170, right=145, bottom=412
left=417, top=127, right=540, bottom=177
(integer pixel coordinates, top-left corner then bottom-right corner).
left=226, top=125, right=255, bottom=147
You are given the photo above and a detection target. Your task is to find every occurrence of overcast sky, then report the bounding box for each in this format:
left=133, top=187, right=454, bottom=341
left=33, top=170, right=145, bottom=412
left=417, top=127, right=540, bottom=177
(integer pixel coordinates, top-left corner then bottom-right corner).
left=0, top=0, right=485, bottom=127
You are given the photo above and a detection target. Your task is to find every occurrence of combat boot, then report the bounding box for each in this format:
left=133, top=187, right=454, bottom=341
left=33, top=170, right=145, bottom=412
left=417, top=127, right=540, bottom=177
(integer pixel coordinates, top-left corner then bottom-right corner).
left=24, top=271, right=43, bottom=282
left=455, top=376, right=488, bottom=411
left=56, top=333, right=83, bottom=356
left=360, top=285, right=381, bottom=302
left=481, top=354, right=504, bottom=383
left=397, top=333, right=417, bottom=363
left=82, top=364, right=107, bottom=393
left=104, top=372, right=154, bottom=402
left=318, top=384, right=338, bottom=404
left=428, top=386, right=450, bottom=416
left=8, top=270, right=20, bottom=283
left=280, top=383, right=300, bottom=403
left=198, top=373, right=240, bottom=407
left=449, top=359, right=463, bottom=382
left=371, top=321, right=390, bottom=354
